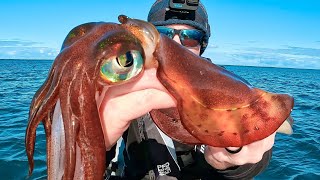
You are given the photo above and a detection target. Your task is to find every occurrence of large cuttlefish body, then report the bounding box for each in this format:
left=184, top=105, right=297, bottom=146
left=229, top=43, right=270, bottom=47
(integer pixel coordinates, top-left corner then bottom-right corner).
left=25, top=15, right=294, bottom=179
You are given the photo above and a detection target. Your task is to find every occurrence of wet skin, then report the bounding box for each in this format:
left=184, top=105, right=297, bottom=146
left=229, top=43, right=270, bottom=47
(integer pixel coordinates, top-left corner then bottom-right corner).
left=25, top=16, right=294, bottom=179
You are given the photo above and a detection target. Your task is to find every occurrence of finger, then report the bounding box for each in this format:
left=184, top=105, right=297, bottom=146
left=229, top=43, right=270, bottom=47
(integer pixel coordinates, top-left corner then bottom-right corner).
left=101, top=88, right=176, bottom=123
left=99, top=88, right=176, bottom=149
left=100, top=68, right=170, bottom=102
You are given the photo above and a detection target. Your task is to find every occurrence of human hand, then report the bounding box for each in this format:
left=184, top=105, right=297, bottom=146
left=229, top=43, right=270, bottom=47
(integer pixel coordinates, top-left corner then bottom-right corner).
left=204, top=132, right=276, bottom=170
left=96, top=68, right=177, bottom=150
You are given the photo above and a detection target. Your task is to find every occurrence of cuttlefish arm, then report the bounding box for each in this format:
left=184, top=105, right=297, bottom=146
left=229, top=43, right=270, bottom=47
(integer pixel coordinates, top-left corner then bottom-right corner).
left=26, top=22, right=132, bottom=179
left=26, top=17, right=166, bottom=179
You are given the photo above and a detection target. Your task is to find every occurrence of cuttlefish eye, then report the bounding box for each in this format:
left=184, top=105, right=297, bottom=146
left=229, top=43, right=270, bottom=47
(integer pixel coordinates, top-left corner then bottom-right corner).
left=100, top=50, right=143, bottom=83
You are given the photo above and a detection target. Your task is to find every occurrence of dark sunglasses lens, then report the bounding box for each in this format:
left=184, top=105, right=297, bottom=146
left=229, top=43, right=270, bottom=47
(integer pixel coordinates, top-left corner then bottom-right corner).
left=172, top=0, right=185, bottom=3
left=180, top=29, right=203, bottom=47
left=156, top=26, right=204, bottom=47
left=156, top=26, right=174, bottom=38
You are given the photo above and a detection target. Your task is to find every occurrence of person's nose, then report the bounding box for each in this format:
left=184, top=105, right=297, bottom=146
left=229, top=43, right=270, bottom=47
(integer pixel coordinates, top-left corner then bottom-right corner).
left=172, top=34, right=182, bottom=45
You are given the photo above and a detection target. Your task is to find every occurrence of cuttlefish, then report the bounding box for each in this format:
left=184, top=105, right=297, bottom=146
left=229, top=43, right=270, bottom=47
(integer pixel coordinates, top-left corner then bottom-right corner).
left=25, top=15, right=294, bottom=179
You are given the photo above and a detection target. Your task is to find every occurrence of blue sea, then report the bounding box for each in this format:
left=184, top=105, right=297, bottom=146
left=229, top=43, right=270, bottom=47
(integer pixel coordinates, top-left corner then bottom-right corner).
left=0, top=59, right=319, bottom=180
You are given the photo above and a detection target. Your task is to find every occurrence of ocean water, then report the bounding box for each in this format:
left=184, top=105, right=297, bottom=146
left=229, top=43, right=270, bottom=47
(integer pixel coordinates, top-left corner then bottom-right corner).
left=0, top=59, right=319, bottom=180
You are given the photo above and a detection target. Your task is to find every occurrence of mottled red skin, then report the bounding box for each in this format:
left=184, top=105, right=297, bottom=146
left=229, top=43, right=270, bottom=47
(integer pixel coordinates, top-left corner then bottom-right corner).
left=25, top=16, right=294, bottom=179
left=25, top=21, right=145, bottom=179
left=151, top=35, right=294, bottom=147
left=150, top=108, right=201, bottom=144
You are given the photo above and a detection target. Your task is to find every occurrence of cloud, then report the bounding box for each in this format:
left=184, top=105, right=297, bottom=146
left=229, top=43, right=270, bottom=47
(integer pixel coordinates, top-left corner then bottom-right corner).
left=0, top=39, right=59, bottom=59
left=207, top=44, right=219, bottom=48
left=250, top=46, right=320, bottom=57
left=204, top=44, right=320, bottom=69
left=247, top=40, right=259, bottom=44
left=0, top=46, right=59, bottom=59
left=7, top=50, right=17, bottom=55
left=0, top=39, right=41, bottom=47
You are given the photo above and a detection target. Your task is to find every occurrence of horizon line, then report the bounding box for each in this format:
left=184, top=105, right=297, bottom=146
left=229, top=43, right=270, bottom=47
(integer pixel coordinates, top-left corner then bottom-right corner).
left=1, top=58, right=319, bottom=71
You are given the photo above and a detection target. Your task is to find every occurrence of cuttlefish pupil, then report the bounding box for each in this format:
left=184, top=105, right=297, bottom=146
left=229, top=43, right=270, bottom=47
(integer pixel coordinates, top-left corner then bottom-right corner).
left=100, top=50, right=143, bottom=83
left=116, top=51, right=135, bottom=67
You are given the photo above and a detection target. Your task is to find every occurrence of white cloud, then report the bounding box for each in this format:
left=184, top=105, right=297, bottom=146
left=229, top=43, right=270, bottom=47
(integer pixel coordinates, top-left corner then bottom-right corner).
left=0, top=39, right=59, bottom=59
left=0, top=39, right=40, bottom=47
left=203, top=43, right=320, bottom=69
left=7, top=51, right=17, bottom=55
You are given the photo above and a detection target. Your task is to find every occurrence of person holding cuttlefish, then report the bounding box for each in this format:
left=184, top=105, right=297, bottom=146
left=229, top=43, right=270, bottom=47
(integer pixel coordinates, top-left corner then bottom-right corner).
left=99, top=0, right=293, bottom=179
left=26, top=0, right=294, bottom=179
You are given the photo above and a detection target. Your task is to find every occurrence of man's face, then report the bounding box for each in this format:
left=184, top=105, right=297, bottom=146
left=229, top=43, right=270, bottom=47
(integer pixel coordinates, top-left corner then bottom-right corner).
left=165, top=24, right=202, bottom=56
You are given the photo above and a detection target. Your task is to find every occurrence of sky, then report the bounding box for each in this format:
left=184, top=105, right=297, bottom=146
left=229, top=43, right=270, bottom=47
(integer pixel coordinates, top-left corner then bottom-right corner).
left=1, top=0, right=320, bottom=69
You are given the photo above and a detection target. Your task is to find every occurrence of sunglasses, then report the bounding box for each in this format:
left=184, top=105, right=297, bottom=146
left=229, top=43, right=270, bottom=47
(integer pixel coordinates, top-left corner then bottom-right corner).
left=156, top=26, right=204, bottom=47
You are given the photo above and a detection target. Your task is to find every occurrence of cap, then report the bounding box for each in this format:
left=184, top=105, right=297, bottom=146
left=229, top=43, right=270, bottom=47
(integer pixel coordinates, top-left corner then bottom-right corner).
left=147, top=0, right=211, bottom=54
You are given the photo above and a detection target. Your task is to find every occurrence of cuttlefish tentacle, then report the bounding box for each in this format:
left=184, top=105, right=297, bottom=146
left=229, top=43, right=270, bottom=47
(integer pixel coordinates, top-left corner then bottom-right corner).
left=75, top=73, right=105, bottom=178
left=50, top=24, right=107, bottom=178
left=29, top=51, right=73, bottom=118
left=27, top=22, right=131, bottom=179
left=29, top=66, right=56, bottom=117
left=50, top=100, right=66, bottom=179
left=25, top=65, right=62, bottom=174
left=42, top=110, right=53, bottom=177
left=54, top=22, right=106, bottom=179
left=58, top=75, right=80, bottom=179
left=59, top=66, right=105, bottom=179
left=26, top=55, right=71, bottom=175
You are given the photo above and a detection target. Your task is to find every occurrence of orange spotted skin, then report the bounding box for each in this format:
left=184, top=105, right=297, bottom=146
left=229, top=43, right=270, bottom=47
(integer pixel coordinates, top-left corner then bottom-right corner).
left=25, top=16, right=294, bottom=179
